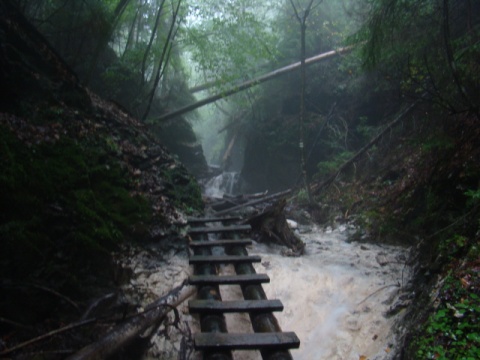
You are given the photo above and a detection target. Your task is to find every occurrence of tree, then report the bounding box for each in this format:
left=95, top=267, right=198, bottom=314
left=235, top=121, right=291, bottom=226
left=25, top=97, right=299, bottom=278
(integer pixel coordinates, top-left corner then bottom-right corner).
left=352, top=0, right=479, bottom=118
left=142, top=0, right=184, bottom=120
left=140, top=0, right=167, bottom=86
left=73, top=0, right=132, bottom=86
left=289, top=0, right=324, bottom=203
left=183, top=0, right=280, bottom=93
left=155, top=46, right=352, bottom=122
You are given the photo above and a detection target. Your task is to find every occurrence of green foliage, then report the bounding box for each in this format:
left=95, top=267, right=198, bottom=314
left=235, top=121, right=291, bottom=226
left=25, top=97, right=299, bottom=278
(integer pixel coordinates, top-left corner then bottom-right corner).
left=184, top=0, right=280, bottom=87
left=317, top=150, right=353, bottom=174
left=439, top=234, right=468, bottom=260
left=296, top=188, right=310, bottom=205
left=465, top=188, right=480, bottom=206
left=0, top=128, right=150, bottom=285
left=352, top=0, right=480, bottom=115
left=276, top=0, right=357, bottom=61
left=411, top=273, right=480, bottom=359
left=356, top=116, right=378, bottom=141
left=421, top=135, right=455, bottom=152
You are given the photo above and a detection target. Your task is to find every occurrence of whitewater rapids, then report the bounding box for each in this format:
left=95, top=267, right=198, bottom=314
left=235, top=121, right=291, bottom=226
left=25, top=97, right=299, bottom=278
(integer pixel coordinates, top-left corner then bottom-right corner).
left=246, top=224, right=412, bottom=360
left=120, top=224, right=412, bottom=360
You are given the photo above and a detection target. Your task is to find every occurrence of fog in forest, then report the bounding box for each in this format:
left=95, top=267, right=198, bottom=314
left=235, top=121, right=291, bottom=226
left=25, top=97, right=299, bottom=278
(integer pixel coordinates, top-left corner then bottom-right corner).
left=2, top=0, right=479, bottom=359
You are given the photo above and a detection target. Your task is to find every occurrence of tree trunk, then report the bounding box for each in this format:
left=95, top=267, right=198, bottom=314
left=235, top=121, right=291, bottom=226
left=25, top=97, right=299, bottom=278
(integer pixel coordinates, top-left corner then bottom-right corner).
left=140, top=0, right=166, bottom=85
left=289, top=0, right=318, bottom=204
left=142, top=0, right=182, bottom=121
left=214, top=189, right=292, bottom=216
left=155, top=46, right=354, bottom=122
left=299, top=19, right=313, bottom=204
left=122, top=6, right=139, bottom=58
left=247, top=199, right=305, bottom=256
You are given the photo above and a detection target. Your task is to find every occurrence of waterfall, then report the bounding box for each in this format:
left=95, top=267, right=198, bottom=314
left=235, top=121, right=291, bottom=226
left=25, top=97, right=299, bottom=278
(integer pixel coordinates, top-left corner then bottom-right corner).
left=204, top=171, right=239, bottom=198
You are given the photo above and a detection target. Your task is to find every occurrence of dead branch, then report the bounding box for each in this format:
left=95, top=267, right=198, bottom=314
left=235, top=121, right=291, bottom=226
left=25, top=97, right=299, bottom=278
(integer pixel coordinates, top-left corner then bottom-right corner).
left=81, top=292, right=117, bottom=320
left=0, top=317, right=32, bottom=330
left=311, top=102, right=418, bottom=195
left=214, top=189, right=292, bottom=216
left=28, top=283, right=81, bottom=313
left=66, top=280, right=195, bottom=360
left=0, top=318, right=97, bottom=356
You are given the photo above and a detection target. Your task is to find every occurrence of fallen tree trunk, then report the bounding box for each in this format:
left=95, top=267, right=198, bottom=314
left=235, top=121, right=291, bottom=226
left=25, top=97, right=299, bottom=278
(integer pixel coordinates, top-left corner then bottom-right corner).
left=156, top=46, right=354, bottom=122
left=66, top=280, right=195, bottom=360
left=214, top=189, right=292, bottom=216
left=311, top=102, right=418, bottom=195
left=248, top=199, right=305, bottom=256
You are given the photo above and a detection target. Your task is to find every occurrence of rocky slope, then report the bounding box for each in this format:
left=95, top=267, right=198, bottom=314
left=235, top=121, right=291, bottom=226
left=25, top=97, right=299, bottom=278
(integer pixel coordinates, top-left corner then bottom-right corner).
left=0, top=2, right=202, bottom=357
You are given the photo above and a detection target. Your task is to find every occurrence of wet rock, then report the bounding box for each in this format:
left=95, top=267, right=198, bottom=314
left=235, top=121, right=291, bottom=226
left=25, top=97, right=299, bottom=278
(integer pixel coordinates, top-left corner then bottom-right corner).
left=376, top=253, right=389, bottom=266
left=386, top=300, right=411, bottom=317
left=298, top=225, right=313, bottom=234
left=287, top=219, right=298, bottom=229
left=345, top=317, right=361, bottom=331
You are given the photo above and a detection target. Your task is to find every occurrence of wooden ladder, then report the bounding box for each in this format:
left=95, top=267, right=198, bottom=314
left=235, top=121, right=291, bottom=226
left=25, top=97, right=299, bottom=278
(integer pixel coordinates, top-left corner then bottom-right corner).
left=187, top=216, right=300, bottom=360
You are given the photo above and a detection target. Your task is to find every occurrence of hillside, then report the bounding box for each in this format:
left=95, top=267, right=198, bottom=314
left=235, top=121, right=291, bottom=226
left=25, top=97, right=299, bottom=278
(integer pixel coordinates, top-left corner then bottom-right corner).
left=0, top=2, right=202, bottom=354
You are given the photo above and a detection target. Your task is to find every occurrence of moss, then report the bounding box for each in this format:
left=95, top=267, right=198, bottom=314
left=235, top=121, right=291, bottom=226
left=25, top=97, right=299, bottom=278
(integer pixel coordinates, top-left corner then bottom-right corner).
left=160, top=165, right=203, bottom=213
left=0, top=126, right=150, bottom=288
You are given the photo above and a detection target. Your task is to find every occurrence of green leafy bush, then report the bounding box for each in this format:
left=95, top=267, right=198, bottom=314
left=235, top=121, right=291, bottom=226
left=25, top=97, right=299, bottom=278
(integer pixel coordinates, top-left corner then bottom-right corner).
left=317, top=151, right=353, bottom=175
left=411, top=273, right=480, bottom=359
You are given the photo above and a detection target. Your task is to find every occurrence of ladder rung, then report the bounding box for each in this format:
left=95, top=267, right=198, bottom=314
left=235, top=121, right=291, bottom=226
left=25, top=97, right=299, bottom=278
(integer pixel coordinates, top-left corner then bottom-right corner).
left=187, top=216, right=242, bottom=224
left=189, top=299, right=283, bottom=314
left=189, top=239, right=253, bottom=247
left=189, top=274, right=270, bottom=286
left=188, top=225, right=251, bottom=234
left=189, top=255, right=261, bottom=264
left=194, top=332, right=300, bottom=351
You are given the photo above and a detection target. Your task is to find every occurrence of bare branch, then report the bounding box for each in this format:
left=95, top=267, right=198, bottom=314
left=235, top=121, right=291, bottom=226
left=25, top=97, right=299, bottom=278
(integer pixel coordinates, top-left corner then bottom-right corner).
left=289, top=0, right=301, bottom=22
left=0, top=318, right=97, bottom=356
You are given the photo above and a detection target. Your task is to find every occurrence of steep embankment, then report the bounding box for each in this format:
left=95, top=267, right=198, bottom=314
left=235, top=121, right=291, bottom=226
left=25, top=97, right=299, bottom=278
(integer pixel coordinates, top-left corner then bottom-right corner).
left=314, top=105, right=480, bottom=358
left=0, top=1, right=201, bottom=354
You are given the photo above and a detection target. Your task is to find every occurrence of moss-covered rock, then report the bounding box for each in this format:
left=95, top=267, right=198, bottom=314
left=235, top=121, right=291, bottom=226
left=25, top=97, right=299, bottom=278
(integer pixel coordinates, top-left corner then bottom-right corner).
left=160, top=163, right=204, bottom=213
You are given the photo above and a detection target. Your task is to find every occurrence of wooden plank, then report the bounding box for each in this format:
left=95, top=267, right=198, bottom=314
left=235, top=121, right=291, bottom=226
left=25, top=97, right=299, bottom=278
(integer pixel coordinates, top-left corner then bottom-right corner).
left=188, top=224, right=251, bottom=234
left=187, top=216, right=242, bottom=224
left=189, top=255, right=261, bottom=265
left=194, top=332, right=300, bottom=351
left=189, top=274, right=270, bottom=286
left=189, top=239, right=253, bottom=248
left=189, top=299, right=284, bottom=314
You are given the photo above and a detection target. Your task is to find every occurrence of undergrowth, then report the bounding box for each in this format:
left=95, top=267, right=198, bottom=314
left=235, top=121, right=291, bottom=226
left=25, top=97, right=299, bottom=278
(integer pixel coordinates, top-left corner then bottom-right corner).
left=0, top=127, right=150, bottom=290
left=409, top=257, right=480, bottom=359
left=161, top=165, right=203, bottom=213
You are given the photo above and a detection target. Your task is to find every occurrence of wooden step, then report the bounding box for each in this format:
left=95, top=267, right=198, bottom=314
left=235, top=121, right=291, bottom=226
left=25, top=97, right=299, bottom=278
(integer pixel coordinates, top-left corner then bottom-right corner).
left=189, top=255, right=261, bottom=265
left=189, top=299, right=284, bottom=314
left=189, top=274, right=270, bottom=286
left=188, top=224, right=251, bottom=234
left=194, top=332, right=300, bottom=351
left=187, top=216, right=242, bottom=224
left=189, top=239, right=253, bottom=248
